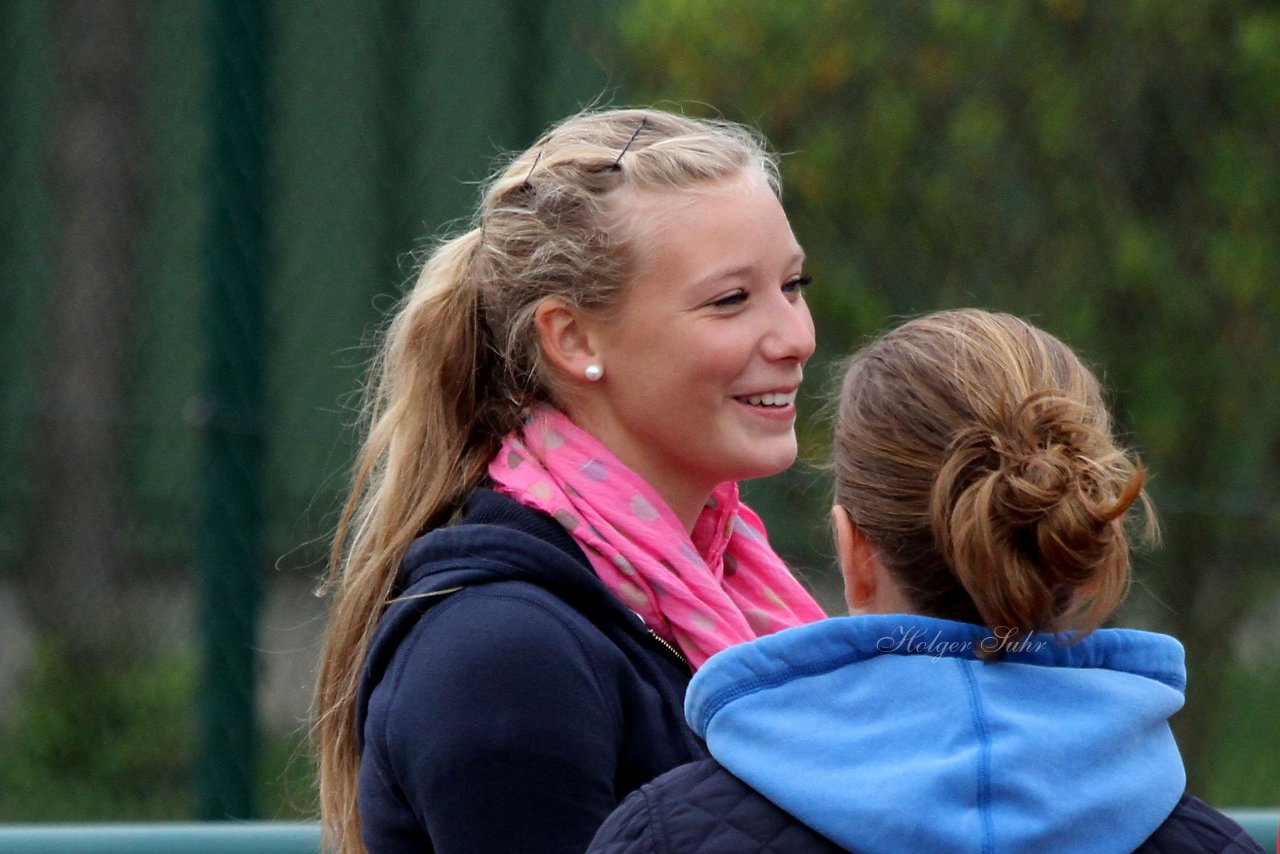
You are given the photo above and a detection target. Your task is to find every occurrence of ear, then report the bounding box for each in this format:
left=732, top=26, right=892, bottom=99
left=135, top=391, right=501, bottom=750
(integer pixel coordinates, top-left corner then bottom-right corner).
left=832, top=505, right=883, bottom=615
left=534, top=298, right=602, bottom=384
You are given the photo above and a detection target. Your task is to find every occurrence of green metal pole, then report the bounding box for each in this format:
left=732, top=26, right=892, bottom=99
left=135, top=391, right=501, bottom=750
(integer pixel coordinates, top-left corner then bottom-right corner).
left=197, top=0, right=269, bottom=820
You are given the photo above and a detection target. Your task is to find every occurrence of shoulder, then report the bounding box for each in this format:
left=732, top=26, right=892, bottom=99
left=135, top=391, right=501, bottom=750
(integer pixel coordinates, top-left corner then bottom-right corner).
left=588, top=758, right=844, bottom=854
left=365, top=499, right=621, bottom=723
left=360, top=580, right=635, bottom=791
left=411, top=578, right=601, bottom=649
left=1136, top=793, right=1266, bottom=853
left=373, top=580, right=626, bottom=726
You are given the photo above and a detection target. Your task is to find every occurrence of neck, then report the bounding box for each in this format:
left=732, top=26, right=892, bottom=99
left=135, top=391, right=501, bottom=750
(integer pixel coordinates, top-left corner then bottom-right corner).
left=644, top=478, right=709, bottom=535
left=559, top=407, right=712, bottom=535
left=588, top=443, right=710, bottom=533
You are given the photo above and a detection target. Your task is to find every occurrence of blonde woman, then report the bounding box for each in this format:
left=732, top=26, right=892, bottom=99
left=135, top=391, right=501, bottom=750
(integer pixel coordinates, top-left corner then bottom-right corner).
left=590, top=309, right=1261, bottom=854
left=314, top=108, right=828, bottom=853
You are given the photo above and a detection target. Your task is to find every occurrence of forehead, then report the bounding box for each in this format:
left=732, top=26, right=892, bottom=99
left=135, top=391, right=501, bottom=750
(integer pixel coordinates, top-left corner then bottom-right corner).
left=621, top=169, right=769, bottom=241
left=616, top=170, right=797, bottom=295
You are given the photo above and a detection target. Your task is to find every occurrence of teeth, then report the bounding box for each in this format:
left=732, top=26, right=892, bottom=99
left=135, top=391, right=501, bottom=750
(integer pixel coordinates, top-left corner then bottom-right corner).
left=742, top=391, right=797, bottom=407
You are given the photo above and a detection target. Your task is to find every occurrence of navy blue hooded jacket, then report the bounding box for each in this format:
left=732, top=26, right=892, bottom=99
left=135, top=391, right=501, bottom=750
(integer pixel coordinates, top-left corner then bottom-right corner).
left=356, top=489, right=707, bottom=853
left=590, top=614, right=1263, bottom=854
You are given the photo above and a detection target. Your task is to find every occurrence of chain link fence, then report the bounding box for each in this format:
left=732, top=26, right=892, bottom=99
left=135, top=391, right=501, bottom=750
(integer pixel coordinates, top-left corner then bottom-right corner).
left=0, top=0, right=610, bottom=820
left=2, top=0, right=1277, bottom=823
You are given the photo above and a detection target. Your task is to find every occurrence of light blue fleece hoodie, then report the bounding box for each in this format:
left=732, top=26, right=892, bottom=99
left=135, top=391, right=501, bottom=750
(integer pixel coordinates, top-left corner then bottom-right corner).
left=685, top=614, right=1187, bottom=854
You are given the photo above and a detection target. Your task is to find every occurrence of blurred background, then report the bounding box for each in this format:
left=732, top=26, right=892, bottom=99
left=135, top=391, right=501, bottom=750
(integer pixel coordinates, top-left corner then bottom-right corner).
left=1, top=0, right=1277, bottom=823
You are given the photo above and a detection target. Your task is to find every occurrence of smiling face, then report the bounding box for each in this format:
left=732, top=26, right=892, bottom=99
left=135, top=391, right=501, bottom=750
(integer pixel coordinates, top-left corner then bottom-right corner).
left=570, top=169, right=816, bottom=524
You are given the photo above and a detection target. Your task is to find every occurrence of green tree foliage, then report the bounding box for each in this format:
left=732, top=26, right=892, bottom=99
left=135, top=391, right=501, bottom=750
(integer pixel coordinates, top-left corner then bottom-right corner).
left=612, top=0, right=1280, bottom=799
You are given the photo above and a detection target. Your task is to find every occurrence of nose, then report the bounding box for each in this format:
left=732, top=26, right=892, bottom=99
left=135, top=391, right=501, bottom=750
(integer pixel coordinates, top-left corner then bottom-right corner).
left=761, top=295, right=816, bottom=365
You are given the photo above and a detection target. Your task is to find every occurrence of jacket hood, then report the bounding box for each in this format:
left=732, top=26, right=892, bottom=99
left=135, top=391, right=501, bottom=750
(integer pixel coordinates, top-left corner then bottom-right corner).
left=686, top=614, right=1187, bottom=854
left=355, top=489, right=636, bottom=744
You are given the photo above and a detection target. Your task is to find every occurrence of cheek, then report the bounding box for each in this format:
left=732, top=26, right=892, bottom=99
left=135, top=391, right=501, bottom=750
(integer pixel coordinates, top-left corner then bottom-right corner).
left=611, top=323, right=755, bottom=403
left=690, top=330, right=758, bottom=377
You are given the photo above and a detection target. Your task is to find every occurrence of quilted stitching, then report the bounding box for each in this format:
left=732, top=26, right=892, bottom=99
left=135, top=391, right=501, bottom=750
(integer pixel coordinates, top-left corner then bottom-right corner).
left=591, top=759, right=845, bottom=853
left=1135, top=794, right=1266, bottom=853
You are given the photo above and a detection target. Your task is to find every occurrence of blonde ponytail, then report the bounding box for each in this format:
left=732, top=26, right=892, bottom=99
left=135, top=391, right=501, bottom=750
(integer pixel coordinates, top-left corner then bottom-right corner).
left=315, top=228, right=495, bottom=853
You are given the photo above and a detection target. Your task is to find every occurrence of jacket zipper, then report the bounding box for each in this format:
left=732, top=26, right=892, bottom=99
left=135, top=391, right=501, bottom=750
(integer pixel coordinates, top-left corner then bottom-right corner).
left=647, top=627, right=689, bottom=669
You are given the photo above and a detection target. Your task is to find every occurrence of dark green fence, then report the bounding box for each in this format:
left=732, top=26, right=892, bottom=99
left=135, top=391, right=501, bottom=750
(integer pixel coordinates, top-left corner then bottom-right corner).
left=0, top=0, right=610, bottom=821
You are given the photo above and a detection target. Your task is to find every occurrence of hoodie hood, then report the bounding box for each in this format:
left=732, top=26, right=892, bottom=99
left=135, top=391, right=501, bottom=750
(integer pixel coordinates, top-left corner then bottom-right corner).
left=355, top=488, right=640, bottom=744
left=686, top=614, right=1187, bottom=854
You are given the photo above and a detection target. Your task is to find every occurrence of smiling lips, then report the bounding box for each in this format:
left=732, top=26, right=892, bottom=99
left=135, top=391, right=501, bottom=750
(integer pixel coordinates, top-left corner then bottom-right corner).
left=735, top=389, right=798, bottom=408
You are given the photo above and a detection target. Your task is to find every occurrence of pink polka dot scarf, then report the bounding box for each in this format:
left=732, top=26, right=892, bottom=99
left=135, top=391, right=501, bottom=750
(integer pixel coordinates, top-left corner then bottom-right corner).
left=488, top=405, right=828, bottom=669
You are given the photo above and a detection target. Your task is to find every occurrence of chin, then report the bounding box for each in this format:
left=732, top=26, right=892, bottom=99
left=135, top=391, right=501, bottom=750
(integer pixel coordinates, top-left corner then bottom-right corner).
left=732, top=444, right=800, bottom=482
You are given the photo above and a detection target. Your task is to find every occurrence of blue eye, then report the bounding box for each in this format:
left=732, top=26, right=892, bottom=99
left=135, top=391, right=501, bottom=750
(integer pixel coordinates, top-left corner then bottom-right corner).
left=783, top=274, right=813, bottom=294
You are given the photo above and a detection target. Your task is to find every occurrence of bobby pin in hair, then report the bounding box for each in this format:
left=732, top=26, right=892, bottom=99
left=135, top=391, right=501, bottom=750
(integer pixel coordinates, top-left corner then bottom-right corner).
left=520, top=144, right=546, bottom=191
left=611, top=118, right=647, bottom=170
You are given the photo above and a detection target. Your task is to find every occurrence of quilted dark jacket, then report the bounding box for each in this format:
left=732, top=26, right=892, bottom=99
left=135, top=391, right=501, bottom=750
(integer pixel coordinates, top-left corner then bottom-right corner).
left=586, top=763, right=1259, bottom=854
left=588, top=758, right=1265, bottom=854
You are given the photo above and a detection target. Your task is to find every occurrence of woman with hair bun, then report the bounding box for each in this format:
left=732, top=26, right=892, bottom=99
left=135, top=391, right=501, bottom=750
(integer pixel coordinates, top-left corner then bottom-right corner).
left=590, top=309, right=1261, bottom=854
left=313, top=107, right=828, bottom=854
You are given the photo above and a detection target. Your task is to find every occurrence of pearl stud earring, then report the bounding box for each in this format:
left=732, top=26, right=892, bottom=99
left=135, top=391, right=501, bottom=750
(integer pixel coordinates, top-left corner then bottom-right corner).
left=584, top=364, right=604, bottom=382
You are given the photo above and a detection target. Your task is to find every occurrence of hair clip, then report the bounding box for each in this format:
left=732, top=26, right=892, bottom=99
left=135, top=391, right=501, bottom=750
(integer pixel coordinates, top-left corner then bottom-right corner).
left=611, top=118, right=647, bottom=170
left=520, top=144, right=546, bottom=191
